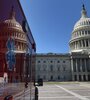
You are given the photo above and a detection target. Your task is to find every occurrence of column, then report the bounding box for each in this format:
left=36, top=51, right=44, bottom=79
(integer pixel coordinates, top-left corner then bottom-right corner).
left=78, top=41, right=80, bottom=48
left=81, top=75, right=84, bottom=81
left=75, top=42, right=76, bottom=49
left=84, top=40, right=86, bottom=47
left=81, top=40, right=83, bottom=48
left=76, top=41, right=77, bottom=49
left=71, top=58, right=74, bottom=81
left=80, top=59, right=83, bottom=72
left=85, top=59, right=88, bottom=81
left=84, top=59, right=87, bottom=72
left=88, top=39, right=90, bottom=47
left=77, top=41, right=78, bottom=49
left=71, top=43, right=73, bottom=50
left=73, top=42, right=75, bottom=49
left=74, top=42, right=76, bottom=49
left=80, top=59, right=84, bottom=81
left=79, top=40, right=82, bottom=48
left=86, top=75, right=88, bottom=81
left=76, top=59, right=79, bottom=81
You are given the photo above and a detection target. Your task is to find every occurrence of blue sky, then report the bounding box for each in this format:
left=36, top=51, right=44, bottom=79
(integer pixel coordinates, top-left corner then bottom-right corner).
left=20, top=0, right=90, bottom=53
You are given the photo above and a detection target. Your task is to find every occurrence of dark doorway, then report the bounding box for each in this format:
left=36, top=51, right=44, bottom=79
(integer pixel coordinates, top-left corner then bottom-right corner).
left=74, top=75, right=77, bottom=81
left=83, top=75, right=86, bottom=81
left=50, top=76, right=53, bottom=80
left=79, top=75, right=81, bottom=81
left=88, top=75, right=90, bottom=81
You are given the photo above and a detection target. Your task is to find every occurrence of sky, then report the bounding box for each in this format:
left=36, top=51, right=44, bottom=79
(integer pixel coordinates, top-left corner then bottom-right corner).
left=20, top=0, right=90, bottom=53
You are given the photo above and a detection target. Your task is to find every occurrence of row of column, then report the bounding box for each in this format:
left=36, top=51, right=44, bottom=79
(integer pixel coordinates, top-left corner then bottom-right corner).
left=71, top=58, right=89, bottom=81
left=72, top=30, right=90, bottom=39
left=74, top=75, right=88, bottom=81
left=75, top=59, right=88, bottom=72
left=70, top=39, right=90, bottom=50
left=15, top=41, right=26, bottom=51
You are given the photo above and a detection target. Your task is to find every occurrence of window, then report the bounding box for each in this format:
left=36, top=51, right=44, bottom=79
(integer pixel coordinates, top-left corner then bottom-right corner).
left=85, top=31, right=87, bottom=35
left=50, top=65, right=53, bottom=71
left=63, top=61, right=65, bottom=63
left=38, top=61, right=40, bottom=63
left=57, top=60, right=60, bottom=63
left=43, top=61, right=46, bottom=63
left=82, top=31, right=84, bottom=35
left=88, top=31, right=90, bottom=34
left=50, top=61, right=53, bottom=63
left=50, top=76, right=53, bottom=80
left=58, top=76, right=60, bottom=80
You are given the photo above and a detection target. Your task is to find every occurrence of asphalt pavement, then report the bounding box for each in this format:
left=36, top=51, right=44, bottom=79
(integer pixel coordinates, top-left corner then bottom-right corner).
left=38, top=82, right=90, bottom=100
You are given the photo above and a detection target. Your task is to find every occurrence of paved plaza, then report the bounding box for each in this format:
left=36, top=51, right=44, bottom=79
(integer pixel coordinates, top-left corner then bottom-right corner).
left=38, top=82, right=90, bottom=100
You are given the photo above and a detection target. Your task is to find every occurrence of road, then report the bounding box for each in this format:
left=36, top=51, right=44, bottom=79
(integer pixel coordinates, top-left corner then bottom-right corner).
left=38, top=82, right=90, bottom=100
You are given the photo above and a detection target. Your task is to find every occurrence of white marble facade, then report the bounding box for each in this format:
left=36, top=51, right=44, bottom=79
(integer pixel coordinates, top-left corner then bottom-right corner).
left=36, top=53, right=72, bottom=81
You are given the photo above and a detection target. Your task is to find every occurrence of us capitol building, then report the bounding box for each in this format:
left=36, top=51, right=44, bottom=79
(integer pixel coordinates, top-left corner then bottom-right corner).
left=36, top=5, right=90, bottom=81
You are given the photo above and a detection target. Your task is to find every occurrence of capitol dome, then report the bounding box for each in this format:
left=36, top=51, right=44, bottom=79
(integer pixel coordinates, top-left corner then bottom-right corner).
left=74, top=18, right=90, bottom=30
left=0, top=7, right=23, bottom=32
left=0, top=7, right=27, bottom=53
left=4, top=19, right=23, bottom=31
left=69, top=4, right=90, bottom=53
